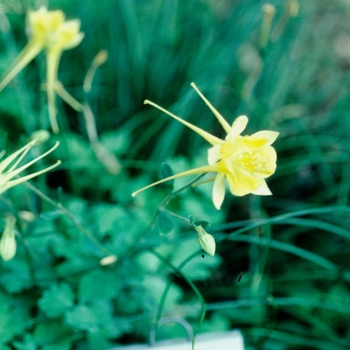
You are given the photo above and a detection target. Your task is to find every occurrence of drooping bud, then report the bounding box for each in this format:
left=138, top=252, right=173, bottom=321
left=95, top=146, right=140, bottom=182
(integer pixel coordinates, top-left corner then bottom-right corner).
left=195, top=225, right=216, bottom=256
left=0, top=216, right=17, bottom=261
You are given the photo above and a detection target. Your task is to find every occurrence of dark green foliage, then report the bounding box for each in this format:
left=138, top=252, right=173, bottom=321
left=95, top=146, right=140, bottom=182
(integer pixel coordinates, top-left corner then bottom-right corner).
left=1, top=0, right=350, bottom=349
left=161, top=162, right=175, bottom=190
left=157, top=210, right=174, bottom=234
left=38, top=283, right=74, bottom=318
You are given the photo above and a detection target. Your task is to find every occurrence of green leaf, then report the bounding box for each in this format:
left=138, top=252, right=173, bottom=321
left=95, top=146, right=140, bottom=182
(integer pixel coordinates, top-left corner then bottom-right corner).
left=34, top=320, right=72, bottom=347
left=0, top=345, right=11, bottom=350
left=161, top=162, right=174, bottom=189
left=12, top=333, right=37, bottom=350
left=0, top=292, right=30, bottom=342
left=89, top=301, right=120, bottom=337
left=65, top=305, right=99, bottom=332
left=162, top=162, right=174, bottom=192
left=78, top=269, right=121, bottom=303
left=161, top=163, right=174, bottom=178
left=38, top=283, right=74, bottom=318
left=66, top=300, right=119, bottom=341
left=90, top=204, right=128, bottom=238
left=41, top=339, right=72, bottom=350
left=135, top=251, right=161, bottom=273
left=0, top=257, right=31, bottom=293
left=87, top=330, right=111, bottom=350
left=157, top=210, right=174, bottom=235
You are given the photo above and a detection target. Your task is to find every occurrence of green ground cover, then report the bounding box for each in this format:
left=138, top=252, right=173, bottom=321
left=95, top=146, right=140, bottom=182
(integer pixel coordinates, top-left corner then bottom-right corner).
left=0, top=0, right=350, bottom=349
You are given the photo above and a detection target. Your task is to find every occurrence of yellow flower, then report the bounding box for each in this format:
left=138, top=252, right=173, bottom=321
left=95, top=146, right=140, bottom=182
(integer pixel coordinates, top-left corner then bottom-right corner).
left=0, top=7, right=84, bottom=133
left=0, top=216, right=17, bottom=261
left=45, top=18, right=84, bottom=134
left=132, top=83, right=279, bottom=210
left=0, top=139, right=61, bottom=194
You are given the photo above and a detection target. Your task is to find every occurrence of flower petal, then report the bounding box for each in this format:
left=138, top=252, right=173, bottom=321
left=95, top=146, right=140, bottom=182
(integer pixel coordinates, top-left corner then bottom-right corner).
left=251, top=146, right=277, bottom=178
left=252, top=179, right=272, bottom=195
left=207, top=144, right=221, bottom=165
left=225, top=167, right=262, bottom=196
left=225, top=115, right=248, bottom=142
left=28, top=7, right=65, bottom=38
left=47, top=20, right=84, bottom=50
left=212, top=173, right=226, bottom=210
left=245, top=130, right=279, bottom=147
left=0, top=42, right=43, bottom=92
left=229, top=145, right=277, bottom=178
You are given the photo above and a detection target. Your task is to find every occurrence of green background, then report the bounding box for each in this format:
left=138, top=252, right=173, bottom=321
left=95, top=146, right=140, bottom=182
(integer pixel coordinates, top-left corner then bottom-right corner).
left=0, top=0, right=350, bottom=349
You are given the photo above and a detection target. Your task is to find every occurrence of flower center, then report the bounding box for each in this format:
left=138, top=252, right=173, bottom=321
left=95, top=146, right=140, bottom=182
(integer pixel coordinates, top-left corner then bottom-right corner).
left=216, top=140, right=272, bottom=176
left=237, top=148, right=267, bottom=173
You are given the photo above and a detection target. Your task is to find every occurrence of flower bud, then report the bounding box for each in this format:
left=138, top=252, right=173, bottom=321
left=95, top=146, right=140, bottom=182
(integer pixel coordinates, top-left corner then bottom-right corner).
left=262, top=4, right=276, bottom=18
left=0, top=216, right=17, bottom=262
left=94, top=50, right=108, bottom=66
left=195, top=225, right=215, bottom=256
left=288, top=1, right=299, bottom=17
left=100, top=255, right=117, bottom=266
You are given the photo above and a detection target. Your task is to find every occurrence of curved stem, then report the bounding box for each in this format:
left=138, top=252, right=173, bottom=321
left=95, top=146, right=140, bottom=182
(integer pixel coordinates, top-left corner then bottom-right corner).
left=155, top=250, right=199, bottom=322
left=149, top=248, right=205, bottom=350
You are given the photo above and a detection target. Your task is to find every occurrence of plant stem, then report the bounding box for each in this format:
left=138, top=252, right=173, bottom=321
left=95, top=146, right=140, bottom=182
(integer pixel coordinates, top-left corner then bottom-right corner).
left=24, top=181, right=112, bottom=257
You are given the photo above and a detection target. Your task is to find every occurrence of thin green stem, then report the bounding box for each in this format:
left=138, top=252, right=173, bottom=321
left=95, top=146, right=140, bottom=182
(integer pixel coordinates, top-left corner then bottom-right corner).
left=149, top=248, right=205, bottom=350
left=164, top=209, right=191, bottom=225
left=120, top=173, right=206, bottom=260
left=23, top=181, right=112, bottom=257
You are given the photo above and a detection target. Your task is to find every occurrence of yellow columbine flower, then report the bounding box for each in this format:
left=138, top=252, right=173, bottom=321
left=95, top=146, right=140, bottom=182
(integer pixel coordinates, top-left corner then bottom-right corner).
left=0, top=7, right=84, bottom=133
left=132, top=83, right=279, bottom=210
left=0, top=139, right=61, bottom=194
left=45, top=17, right=84, bottom=134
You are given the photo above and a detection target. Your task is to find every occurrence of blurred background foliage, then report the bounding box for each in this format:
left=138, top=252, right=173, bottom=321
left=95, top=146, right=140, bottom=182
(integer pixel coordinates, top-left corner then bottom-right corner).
left=1, top=0, right=350, bottom=349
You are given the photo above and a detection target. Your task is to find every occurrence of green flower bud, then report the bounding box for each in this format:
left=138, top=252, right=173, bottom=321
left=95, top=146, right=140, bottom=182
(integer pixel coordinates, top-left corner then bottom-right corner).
left=195, top=225, right=215, bottom=256
left=0, top=216, right=17, bottom=262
